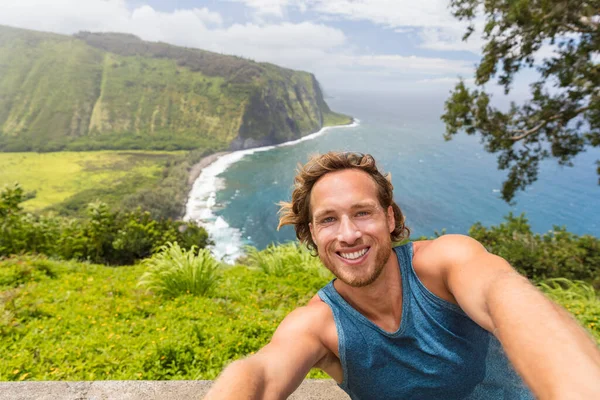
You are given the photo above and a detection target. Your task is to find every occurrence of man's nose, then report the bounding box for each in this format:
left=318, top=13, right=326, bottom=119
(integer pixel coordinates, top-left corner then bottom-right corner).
left=337, top=215, right=362, bottom=244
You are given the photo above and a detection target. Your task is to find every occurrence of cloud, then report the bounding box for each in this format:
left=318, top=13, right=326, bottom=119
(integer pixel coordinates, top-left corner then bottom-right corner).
left=418, top=25, right=485, bottom=53
left=416, top=77, right=475, bottom=84
left=0, top=0, right=476, bottom=91
left=0, top=0, right=223, bottom=36
left=232, top=0, right=486, bottom=54
left=308, top=0, right=457, bottom=28
left=337, top=55, right=474, bottom=75
left=227, top=0, right=294, bottom=17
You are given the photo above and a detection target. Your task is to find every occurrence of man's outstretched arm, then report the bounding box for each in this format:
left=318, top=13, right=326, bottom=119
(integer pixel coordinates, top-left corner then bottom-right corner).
left=204, top=306, right=329, bottom=400
left=438, top=234, right=600, bottom=399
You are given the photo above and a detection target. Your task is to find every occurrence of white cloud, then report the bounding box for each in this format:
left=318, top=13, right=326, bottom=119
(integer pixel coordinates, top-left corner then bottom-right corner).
left=0, top=0, right=475, bottom=91
left=338, top=54, right=473, bottom=75
left=318, top=0, right=456, bottom=28
left=227, top=0, right=293, bottom=17
left=192, top=7, right=224, bottom=26
left=416, top=77, right=475, bottom=85
left=232, top=0, right=486, bottom=54
left=418, top=25, right=485, bottom=53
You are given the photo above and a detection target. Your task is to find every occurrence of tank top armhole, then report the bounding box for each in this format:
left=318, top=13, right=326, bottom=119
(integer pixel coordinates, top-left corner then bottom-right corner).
left=318, top=285, right=350, bottom=391
left=395, top=242, right=467, bottom=316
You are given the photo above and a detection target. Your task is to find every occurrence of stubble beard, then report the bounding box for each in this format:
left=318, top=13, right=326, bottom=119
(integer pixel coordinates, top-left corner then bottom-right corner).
left=320, top=241, right=393, bottom=288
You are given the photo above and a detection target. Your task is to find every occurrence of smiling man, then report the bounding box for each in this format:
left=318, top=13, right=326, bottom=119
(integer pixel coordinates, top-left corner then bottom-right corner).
left=205, top=152, right=600, bottom=400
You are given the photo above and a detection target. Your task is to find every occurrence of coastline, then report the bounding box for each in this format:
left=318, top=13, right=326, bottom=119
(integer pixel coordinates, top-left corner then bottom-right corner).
left=188, top=151, right=230, bottom=186
left=185, top=118, right=356, bottom=188
left=184, top=118, right=360, bottom=262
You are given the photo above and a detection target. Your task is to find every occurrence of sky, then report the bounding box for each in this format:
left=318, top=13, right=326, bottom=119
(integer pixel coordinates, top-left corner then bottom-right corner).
left=0, top=0, right=530, bottom=94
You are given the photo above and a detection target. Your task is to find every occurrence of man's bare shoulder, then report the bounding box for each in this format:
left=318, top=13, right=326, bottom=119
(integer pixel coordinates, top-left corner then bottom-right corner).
left=410, top=235, right=488, bottom=305
left=413, top=234, right=487, bottom=266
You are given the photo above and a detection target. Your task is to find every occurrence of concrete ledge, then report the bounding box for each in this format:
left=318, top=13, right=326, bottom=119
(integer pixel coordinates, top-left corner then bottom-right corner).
left=0, top=380, right=350, bottom=400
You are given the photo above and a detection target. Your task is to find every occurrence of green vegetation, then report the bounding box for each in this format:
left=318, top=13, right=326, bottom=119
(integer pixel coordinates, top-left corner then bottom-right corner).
left=538, top=278, right=600, bottom=335
left=0, top=25, right=349, bottom=153
left=243, top=242, right=331, bottom=279
left=323, top=112, right=353, bottom=127
left=0, top=148, right=220, bottom=220
left=0, top=241, right=598, bottom=382
left=443, top=0, right=600, bottom=202
left=0, top=184, right=209, bottom=265
left=139, top=243, right=222, bottom=298
left=0, top=151, right=181, bottom=212
left=470, top=213, right=600, bottom=289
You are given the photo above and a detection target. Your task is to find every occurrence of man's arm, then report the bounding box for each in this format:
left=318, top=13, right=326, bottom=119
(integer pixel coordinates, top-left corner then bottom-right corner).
left=204, top=305, right=330, bottom=400
left=436, top=234, right=600, bottom=399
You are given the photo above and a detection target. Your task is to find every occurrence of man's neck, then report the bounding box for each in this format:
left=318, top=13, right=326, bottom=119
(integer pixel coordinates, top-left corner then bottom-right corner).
left=334, top=250, right=403, bottom=332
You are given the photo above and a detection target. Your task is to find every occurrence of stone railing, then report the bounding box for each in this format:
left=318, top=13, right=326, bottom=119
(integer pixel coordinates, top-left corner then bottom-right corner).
left=0, top=379, right=350, bottom=399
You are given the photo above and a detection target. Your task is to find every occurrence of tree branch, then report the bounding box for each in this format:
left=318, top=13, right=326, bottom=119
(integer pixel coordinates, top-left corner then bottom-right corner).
left=510, top=106, right=590, bottom=141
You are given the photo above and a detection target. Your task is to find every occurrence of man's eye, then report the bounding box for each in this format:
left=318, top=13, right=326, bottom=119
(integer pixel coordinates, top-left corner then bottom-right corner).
left=321, top=217, right=335, bottom=224
left=356, top=211, right=370, bottom=217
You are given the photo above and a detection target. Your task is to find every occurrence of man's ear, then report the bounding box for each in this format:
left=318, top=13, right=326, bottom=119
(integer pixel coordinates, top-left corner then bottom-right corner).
left=387, top=206, right=395, bottom=233
left=309, top=222, right=315, bottom=243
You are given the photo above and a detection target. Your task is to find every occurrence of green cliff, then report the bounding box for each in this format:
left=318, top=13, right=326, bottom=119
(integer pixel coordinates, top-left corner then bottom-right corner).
left=0, top=25, right=351, bottom=152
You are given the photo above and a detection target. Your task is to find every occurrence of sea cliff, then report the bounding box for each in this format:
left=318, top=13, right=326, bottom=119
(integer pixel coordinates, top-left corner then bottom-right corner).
left=0, top=25, right=351, bottom=152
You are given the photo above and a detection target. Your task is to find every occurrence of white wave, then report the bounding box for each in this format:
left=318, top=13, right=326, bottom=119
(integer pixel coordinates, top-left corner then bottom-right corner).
left=184, top=119, right=360, bottom=263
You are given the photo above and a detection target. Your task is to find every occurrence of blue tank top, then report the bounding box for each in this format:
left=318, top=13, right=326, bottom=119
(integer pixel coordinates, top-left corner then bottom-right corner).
left=317, top=242, right=534, bottom=400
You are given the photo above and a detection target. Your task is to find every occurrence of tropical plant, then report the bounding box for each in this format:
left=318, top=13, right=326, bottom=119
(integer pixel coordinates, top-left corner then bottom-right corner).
left=138, top=242, right=222, bottom=298
left=443, top=0, right=600, bottom=202
left=244, top=242, right=331, bottom=278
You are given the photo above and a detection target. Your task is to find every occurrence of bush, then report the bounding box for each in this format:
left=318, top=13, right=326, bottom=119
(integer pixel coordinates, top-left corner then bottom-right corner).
left=0, top=184, right=211, bottom=265
left=138, top=243, right=222, bottom=298
left=243, top=242, right=331, bottom=279
left=469, top=213, right=600, bottom=288
left=0, top=256, right=58, bottom=288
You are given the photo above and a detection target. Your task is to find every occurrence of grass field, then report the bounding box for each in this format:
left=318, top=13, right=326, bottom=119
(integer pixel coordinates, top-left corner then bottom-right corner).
left=0, top=252, right=598, bottom=382
left=0, top=151, right=182, bottom=211
left=0, top=254, right=330, bottom=381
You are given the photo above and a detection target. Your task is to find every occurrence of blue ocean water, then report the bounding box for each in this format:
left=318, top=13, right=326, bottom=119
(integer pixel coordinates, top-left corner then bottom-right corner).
left=211, top=91, right=599, bottom=251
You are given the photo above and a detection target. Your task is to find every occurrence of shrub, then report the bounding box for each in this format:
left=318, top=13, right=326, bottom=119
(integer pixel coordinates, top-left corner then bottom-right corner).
left=0, top=256, right=58, bottom=288
left=0, top=185, right=211, bottom=265
left=138, top=242, right=222, bottom=298
left=244, top=242, right=331, bottom=279
left=469, top=213, right=600, bottom=288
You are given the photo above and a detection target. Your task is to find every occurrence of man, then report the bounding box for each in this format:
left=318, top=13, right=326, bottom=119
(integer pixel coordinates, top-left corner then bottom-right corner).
left=205, top=152, right=600, bottom=399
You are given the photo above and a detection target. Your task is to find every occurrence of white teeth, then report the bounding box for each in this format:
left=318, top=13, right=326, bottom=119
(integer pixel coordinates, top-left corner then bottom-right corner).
left=339, top=248, right=368, bottom=260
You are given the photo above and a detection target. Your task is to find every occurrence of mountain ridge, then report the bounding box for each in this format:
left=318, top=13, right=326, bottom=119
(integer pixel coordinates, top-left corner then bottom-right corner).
left=0, top=25, right=351, bottom=152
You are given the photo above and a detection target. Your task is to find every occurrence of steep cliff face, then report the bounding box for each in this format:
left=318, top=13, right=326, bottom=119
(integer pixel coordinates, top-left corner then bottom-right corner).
left=230, top=67, right=327, bottom=150
left=0, top=25, right=351, bottom=152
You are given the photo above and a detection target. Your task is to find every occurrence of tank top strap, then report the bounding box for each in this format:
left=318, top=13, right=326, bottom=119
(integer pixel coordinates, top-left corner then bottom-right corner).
left=393, top=241, right=414, bottom=285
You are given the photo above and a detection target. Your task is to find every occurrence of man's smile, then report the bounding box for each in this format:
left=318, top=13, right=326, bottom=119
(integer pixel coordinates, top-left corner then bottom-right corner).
left=336, top=246, right=371, bottom=262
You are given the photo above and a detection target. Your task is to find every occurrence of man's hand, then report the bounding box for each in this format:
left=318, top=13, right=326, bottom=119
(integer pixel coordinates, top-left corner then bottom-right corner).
left=203, top=303, right=332, bottom=400
left=436, top=234, right=600, bottom=399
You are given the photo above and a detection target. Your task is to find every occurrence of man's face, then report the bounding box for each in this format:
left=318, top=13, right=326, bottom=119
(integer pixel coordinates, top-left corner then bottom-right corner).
left=309, top=169, right=395, bottom=287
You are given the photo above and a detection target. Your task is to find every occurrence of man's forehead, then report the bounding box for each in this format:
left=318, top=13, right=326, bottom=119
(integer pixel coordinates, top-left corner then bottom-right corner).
left=309, top=169, right=380, bottom=215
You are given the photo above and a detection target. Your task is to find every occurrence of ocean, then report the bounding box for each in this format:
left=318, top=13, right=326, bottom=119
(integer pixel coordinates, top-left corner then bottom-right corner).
left=185, top=90, right=600, bottom=262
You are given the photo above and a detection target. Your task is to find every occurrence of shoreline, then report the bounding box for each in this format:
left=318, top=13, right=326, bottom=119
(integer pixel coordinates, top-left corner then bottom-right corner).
left=188, top=151, right=229, bottom=186
left=184, top=118, right=360, bottom=262
left=186, top=118, right=357, bottom=187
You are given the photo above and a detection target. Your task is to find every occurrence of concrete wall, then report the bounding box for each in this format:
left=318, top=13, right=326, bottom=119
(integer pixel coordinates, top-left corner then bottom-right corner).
left=0, top=380, right=350, bottom=400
